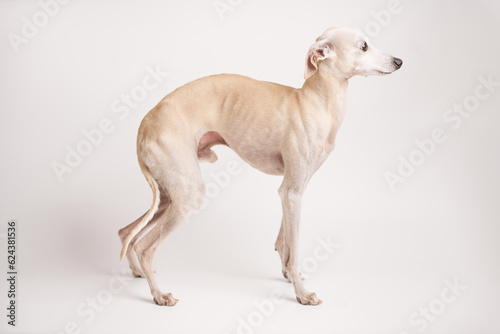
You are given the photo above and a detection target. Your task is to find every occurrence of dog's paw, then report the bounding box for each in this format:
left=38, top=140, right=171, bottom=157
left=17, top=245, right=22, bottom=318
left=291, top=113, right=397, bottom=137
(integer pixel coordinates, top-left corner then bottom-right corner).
left=153, top=292, right=179, bottom=306
left=296, top=292, right=322, bottom=306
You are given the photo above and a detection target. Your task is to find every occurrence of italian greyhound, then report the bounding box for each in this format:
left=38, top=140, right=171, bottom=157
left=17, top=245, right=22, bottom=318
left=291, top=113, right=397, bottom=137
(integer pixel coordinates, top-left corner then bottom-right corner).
left=118, top=27, right=402, bottom=306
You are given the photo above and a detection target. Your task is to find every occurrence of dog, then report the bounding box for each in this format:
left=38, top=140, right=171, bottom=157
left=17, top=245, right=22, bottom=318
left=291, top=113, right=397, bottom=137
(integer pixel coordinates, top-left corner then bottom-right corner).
left=118, top=27, right=402, bottom=306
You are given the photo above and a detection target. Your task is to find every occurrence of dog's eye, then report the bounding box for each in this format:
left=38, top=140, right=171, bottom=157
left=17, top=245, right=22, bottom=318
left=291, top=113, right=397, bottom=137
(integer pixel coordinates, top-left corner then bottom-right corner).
left=361, top=42, right=368, bottom=52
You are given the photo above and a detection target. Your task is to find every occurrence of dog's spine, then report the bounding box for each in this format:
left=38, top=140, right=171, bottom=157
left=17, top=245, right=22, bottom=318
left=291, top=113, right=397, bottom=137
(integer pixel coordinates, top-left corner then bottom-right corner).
left=120, top=159, right=160, bottom=262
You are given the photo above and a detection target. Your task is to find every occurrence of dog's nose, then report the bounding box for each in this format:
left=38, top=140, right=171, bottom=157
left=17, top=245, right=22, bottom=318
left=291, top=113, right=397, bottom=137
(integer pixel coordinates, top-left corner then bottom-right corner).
left=393, top=57, right=403, bottom=69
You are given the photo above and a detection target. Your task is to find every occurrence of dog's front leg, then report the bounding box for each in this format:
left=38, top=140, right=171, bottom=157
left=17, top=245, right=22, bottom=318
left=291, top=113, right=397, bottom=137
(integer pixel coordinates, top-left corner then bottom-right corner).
left=275, top=218, right=306, bottom=282
left=278, top=172, right=322, bottom=305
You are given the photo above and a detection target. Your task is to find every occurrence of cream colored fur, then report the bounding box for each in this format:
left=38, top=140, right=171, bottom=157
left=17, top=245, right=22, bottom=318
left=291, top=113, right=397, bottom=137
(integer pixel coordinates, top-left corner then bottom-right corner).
left=118, top=27, right=402, bottom=306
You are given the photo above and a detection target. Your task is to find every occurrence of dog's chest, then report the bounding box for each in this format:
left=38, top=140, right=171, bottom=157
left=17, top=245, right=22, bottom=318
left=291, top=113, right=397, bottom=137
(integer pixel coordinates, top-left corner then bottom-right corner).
left=308, top=109, right=343, bottom=150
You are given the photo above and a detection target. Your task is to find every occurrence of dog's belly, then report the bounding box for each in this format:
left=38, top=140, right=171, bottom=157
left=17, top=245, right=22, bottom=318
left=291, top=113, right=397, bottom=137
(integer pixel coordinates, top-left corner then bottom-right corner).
left=233, top=146, right=285, bottom=175
left=197, top=131, right=285, bottom=175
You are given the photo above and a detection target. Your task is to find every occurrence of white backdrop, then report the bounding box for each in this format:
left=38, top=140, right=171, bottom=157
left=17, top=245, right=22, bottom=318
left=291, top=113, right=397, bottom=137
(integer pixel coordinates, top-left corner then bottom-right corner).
left=1, top=0, right=499, bottom=333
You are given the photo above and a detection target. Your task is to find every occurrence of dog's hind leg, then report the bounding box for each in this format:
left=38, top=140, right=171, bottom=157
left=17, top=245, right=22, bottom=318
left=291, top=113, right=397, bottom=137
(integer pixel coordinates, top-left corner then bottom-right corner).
left=134, top=147, right=206, bottom=306
left=118, top=190, right=170, bottom=277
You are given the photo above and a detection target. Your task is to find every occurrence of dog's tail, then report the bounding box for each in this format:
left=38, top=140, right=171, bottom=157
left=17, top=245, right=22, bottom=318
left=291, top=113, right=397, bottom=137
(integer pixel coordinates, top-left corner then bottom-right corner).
left=120, top=158, right=160, bottom=262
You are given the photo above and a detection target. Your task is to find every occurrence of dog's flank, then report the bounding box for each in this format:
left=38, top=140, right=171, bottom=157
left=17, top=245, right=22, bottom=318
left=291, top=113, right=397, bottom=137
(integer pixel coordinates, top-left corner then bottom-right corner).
left=118, top=26, right=402, bottom=306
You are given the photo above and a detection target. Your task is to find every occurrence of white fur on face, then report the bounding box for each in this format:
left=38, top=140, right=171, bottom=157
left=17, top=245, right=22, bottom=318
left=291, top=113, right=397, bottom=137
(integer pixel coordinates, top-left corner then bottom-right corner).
left=314, top=27, right=400, bottom=78
left=353, top=43, right=400, bottom=76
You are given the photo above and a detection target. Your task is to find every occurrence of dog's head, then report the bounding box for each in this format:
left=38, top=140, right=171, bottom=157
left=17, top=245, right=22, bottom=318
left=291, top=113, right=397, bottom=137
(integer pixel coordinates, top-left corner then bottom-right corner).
left=305, top=27, right=402, bottom=80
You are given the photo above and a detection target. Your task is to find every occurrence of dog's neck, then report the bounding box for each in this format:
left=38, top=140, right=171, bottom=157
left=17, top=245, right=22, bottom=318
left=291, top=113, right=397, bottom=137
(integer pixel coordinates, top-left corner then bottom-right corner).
left=301, top=65, right=349, bottom=123
left=300, top=65, right=349, bottom=152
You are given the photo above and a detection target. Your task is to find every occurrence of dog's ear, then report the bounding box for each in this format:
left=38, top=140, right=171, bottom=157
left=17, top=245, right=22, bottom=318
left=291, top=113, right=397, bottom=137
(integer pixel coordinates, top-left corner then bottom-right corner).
left=304, top=40, right=333, bottom=80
